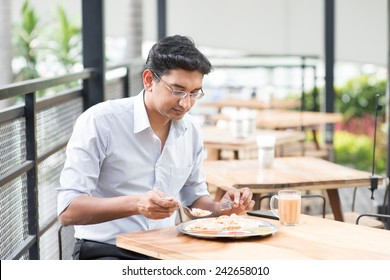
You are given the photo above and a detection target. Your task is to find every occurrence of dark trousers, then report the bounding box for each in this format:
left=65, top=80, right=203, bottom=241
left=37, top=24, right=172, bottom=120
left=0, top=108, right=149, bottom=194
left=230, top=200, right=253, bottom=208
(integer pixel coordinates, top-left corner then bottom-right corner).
left=73, top=239, right=157, bottom=260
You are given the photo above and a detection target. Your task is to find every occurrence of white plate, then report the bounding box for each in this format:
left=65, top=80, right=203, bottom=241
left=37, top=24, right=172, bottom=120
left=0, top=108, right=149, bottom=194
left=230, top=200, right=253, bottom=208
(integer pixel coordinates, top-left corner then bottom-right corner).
left=177, top=217, right=279, bottom=239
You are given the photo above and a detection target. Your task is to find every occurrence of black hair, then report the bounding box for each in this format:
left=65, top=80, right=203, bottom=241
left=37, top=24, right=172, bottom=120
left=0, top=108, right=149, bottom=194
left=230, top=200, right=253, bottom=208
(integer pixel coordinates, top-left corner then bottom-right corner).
left=145, top=35, right=212, bottom=77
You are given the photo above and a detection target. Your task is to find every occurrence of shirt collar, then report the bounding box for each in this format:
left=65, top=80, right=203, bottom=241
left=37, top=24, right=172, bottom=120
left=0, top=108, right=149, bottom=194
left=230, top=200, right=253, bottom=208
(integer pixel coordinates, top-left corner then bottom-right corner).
left=133, top=91, right=151, bottom=133
left=133, top=90, right=187, bottom=137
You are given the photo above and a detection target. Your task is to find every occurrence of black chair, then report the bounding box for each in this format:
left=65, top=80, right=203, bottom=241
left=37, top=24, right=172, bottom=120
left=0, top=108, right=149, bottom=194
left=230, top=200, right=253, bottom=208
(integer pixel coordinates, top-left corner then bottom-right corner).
left=338, top=180, right=390, bottom=228
left=58, top=225, right=76, bottom=260
left=355, top=182, right=390, bottom=229
left=356, top=213, right=390, bottom=227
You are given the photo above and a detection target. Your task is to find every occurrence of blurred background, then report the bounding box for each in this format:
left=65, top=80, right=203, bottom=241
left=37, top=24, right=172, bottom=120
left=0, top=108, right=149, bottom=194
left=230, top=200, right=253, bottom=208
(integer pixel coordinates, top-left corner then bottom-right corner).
left=0, top=0, right=389, bottom=259
left=2, top=0, right=388, bottom=173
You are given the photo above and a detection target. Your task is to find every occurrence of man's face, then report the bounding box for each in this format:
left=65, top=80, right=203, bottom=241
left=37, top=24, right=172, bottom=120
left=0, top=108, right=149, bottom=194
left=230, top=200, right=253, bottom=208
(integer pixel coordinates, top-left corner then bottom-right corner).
left=151, top=69, right=203, bottom=121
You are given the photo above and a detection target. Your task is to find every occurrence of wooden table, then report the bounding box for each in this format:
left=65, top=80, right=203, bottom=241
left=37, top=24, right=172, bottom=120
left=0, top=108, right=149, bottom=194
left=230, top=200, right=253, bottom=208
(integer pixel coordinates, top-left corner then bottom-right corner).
left=116, top=214, right=390, bottom=260
left=202, top=126, right=306, bottom=160
left=203, top=157, right=383, bottom=222
left=211, top=109, right=342, bottom=129
left=200, top=98, right=300, bottom=112
left=254, top=109, right=343, bottom=129
left=211, top=109, right=343, bottom=151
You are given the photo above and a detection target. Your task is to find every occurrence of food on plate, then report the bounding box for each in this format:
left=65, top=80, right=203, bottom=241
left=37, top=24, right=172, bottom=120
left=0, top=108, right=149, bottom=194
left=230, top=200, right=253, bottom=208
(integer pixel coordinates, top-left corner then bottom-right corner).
left=183, top=214, right=263, bottom=232
left=178, top=214, right=278, bottom=238
left=190, top=208, right=212, bottom=217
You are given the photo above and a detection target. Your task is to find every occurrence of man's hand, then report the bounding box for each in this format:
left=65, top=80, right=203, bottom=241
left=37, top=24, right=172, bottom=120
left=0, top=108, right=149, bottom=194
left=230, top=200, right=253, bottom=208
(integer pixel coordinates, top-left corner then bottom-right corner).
left=220, top=187, right=255, bottom=215
left=137, top=190, right=179, bottom=219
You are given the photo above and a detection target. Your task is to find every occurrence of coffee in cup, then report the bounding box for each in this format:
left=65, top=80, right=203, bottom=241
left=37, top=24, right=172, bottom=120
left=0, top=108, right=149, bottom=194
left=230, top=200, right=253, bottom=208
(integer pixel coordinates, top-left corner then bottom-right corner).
left=270, top=190, right=301, bottom=226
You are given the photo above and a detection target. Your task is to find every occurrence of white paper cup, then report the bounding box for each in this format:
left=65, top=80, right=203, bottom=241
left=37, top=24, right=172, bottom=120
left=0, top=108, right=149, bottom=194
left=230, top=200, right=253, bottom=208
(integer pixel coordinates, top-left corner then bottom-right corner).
left=230, top=118, right=249, bottom=138
left=257, top=135, right=276, bottom=168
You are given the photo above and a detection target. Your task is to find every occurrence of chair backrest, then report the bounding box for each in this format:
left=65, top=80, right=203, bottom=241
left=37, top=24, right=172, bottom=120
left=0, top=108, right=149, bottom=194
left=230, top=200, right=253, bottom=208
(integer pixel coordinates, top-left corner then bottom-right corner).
left=356, top=213, right=390, bottom=229
left=352, top=178, right=389, bottom=229
left=58, top=225, right=76, bottom=260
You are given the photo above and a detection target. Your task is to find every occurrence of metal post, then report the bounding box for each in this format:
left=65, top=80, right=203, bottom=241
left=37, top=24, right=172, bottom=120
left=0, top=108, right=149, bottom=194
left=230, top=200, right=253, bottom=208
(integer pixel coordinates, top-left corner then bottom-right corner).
left=324, top=0, right=335, bottom=158
left=124, top=67, right=131, bottom=98
left=386, top=0, right=390, bottom=229
left=313, top=65, right=319, bottom=112
left=301, top=57, right=306, bottom=112
left=157, top=0, right=167, bottom=40
left=25, top=92, right=39, bottom=259
left=82, top=0, right=105, bottom=110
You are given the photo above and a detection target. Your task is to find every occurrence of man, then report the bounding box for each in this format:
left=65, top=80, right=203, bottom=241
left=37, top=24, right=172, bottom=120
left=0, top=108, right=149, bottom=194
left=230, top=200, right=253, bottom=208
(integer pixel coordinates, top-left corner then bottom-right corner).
left=57, top=35, right=254, bottom=259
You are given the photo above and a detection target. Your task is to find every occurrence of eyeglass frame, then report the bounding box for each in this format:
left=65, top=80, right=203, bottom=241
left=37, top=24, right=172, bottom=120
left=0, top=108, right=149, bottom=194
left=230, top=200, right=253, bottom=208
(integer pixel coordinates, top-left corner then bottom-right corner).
left=153, top=72, right=205, bottom=100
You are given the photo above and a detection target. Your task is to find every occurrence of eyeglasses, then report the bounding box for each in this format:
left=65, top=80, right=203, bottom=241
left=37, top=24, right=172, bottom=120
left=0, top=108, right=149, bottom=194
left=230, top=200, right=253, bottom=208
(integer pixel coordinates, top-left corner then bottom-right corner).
left=153, top=73, right=205, bottom=100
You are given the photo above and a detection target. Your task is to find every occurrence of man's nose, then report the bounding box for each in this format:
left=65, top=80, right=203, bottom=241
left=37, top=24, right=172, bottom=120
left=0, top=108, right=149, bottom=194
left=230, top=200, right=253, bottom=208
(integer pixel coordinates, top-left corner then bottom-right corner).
left=178, top=95, right=192, bottom=109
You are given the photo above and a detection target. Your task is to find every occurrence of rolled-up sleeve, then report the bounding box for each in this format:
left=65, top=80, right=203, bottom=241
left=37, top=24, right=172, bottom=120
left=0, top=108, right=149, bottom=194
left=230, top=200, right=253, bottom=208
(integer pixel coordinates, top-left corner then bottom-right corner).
left=56, top=108, right=108, bottom=216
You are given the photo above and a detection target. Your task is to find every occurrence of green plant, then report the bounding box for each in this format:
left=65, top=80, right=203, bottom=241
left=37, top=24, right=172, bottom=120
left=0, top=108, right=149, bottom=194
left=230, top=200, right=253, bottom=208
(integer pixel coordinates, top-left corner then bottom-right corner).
left=12, top=1, right=82, bottom=97
left=302, top=74, right=386, bottom=117
left=13, top=0, right=41, bottom=81
left=335, top=74, right=386, bottom=121
left=333, top=130, right=386, bottom=175
left=302, top=87, right=320, bottom=112
left=48, top=5, right=81, bottom=73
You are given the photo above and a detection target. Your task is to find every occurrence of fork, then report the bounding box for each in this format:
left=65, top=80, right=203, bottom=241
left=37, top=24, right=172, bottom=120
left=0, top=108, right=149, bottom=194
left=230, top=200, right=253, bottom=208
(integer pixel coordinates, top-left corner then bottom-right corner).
left=218, top=201, right=233, bottom=213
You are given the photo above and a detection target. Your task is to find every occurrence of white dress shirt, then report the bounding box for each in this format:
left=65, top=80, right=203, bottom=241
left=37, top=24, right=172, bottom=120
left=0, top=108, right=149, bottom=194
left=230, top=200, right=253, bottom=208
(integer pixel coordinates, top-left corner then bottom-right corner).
left=57, top=91, right=209, bottom=245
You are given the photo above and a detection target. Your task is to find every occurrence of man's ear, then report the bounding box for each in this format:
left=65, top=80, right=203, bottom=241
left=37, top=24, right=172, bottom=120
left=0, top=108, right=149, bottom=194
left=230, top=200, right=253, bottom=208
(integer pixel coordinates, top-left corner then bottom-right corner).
left=143, top=69, right=154, bottom=91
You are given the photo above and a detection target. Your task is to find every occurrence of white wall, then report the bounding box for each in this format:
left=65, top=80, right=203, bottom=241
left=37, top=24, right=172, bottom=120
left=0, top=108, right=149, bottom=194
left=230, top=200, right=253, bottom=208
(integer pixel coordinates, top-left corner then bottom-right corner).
left=10, top=0, right=388, bottom=65
left=166, top=0, right=322, bottom=56
left=144, top=0, right=388, bottom=66
left=337, top=0, right=387, bottom=65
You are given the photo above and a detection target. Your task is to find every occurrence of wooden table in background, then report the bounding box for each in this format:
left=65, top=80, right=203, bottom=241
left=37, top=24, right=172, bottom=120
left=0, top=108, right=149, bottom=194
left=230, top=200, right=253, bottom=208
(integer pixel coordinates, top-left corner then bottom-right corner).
left=211, top=109, right=343, bottom=151
left=200, top=98, right=300, bottom=112
left=202, top=126, right=306, bottom=160
left=203, top=157, right=383, bottom=222
left=211, top=109, right=342, bottom=129
left=116, top=214, right=390, bottom=260
left=254, top=109, right=343, bottom=129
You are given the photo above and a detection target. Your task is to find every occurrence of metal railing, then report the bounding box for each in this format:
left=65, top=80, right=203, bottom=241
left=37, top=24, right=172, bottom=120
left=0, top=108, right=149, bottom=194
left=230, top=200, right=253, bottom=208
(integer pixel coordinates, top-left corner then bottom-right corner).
left=0, top=61, right=144, bottom=260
